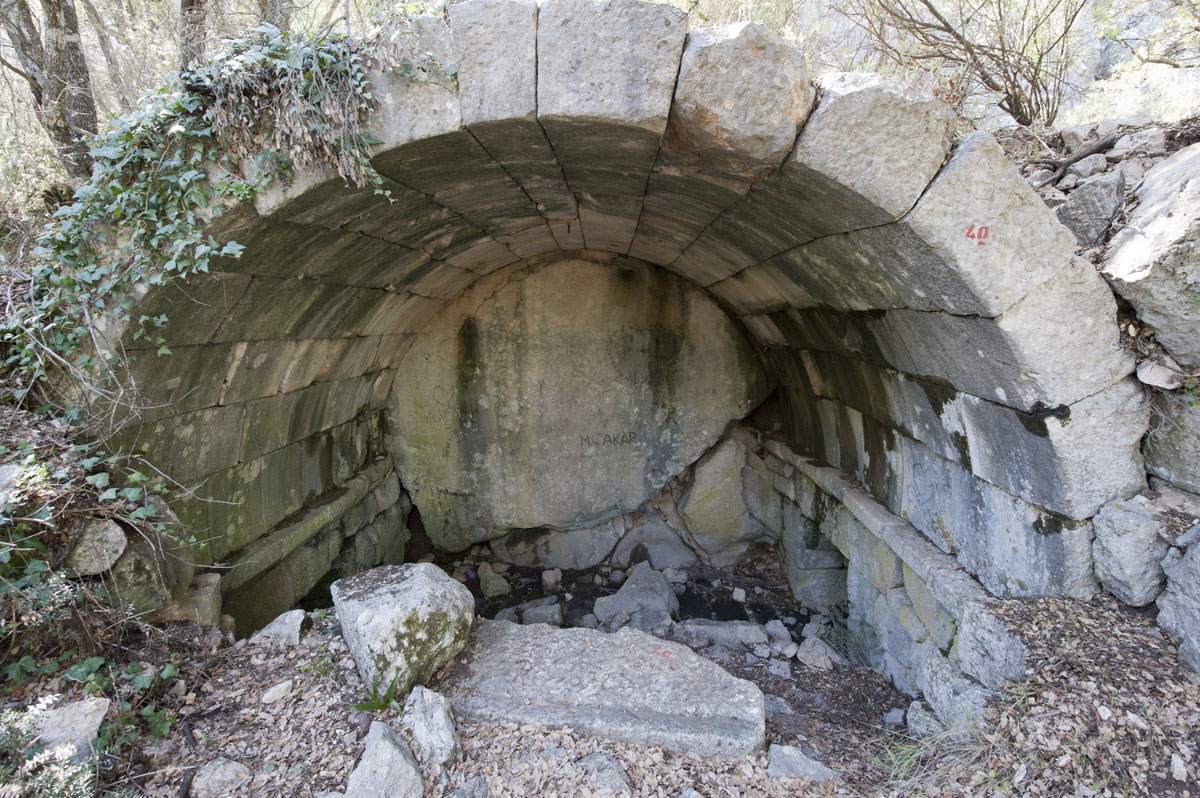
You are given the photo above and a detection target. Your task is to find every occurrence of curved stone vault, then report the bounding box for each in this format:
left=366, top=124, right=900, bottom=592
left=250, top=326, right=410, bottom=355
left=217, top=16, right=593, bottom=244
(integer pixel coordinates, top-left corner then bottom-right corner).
left=105, top=0, right=1150, bottom=651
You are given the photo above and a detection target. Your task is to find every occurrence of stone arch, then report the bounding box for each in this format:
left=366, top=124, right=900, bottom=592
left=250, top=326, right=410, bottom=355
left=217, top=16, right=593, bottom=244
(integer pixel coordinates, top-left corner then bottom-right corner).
left=105, top=0, right=1147, bottom=668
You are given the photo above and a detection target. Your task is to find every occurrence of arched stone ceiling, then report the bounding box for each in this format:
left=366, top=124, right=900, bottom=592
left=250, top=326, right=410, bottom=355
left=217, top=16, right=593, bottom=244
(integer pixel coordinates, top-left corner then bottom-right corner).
left=109, top=0, right=1148, bottom=601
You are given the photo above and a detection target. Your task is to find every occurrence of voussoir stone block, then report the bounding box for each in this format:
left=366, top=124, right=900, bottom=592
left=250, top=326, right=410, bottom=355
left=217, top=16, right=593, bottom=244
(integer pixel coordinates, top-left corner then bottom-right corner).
left=786, top=73, right=954, bottom=229
left=331, top=563, right=475, bottom=695
left=667, top=22, right=812, bottom=179
left=537, top=0, right=685, bottom=133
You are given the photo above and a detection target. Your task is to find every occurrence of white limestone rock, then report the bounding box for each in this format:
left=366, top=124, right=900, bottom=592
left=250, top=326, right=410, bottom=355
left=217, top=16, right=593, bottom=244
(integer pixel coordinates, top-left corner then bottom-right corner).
left=917, top=648, right=993, bottom=733
left=1093, top=495, right=1170, bottom=606
left=609, top=515, right=699, bottom=571
left=65, top=518, right=126, bottom=575
left=679, top=432, right=771, bottom=567
left=249, top=609, right=307, bottom=649
left=1104, top=143, right=1200, bottom=368
left=331, top=564, right=474, bottom=695
left=796, top=637, right=844, bottom=671
left=401, top=686, right=461, bottom=773
left=1158, top=546, right=1200, bottom=643
left=576, top=751, right=632, bottom=794
left=593, top=561, right=678, bottom=631
left=35, top=697, right=109, bottom=764
left=1057, top=170, right=1124, bottom=247
left=191, top=757, right=252, bottom=798
left=766, top=744, right=840, bottom=782
left=345, top=722, right=422, bottom=798
left=953, top=603, right=1028, bottom=690
left=906, top=699, right=947, bottom=738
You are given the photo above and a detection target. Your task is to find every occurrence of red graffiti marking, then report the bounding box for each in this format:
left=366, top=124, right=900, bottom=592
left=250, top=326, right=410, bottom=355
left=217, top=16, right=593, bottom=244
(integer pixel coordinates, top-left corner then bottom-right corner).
left=652, top=647, right=672, bottom=660
left=965, top=224, right=990, bottom=246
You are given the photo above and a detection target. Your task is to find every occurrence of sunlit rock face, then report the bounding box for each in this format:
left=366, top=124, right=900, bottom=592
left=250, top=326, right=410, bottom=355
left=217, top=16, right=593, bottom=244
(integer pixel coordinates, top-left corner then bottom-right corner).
left=387, top=255, right=769, bottom=551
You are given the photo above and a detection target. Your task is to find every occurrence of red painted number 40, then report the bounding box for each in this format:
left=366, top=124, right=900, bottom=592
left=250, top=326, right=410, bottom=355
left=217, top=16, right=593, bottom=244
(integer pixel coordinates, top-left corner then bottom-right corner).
left=965, top=224, right=990, bottom=246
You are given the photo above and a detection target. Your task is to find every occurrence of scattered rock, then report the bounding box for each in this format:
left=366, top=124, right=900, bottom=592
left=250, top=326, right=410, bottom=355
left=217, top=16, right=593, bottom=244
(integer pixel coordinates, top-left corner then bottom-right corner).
left=1061, top=123, right=1097, bottom=152
left=1056, top=169, right=1124, bottom=246
left=766, top=744, right=840, bottom=782
left=249, top=609, right=307, bottom=649
left=765, top=619, right=792, bottom=643
left=445, top=774, right=489, bottom=798
left=593, top=561, right=678, bottom=631
left=494, top=607, right=519, bottom=623
left=1137, top=357, right=1186, bottom=390
left=344, top=722, right=422, bottom=798
left=1066, top=152, right=1108, bottom=178
left=905, top=699, right=946, bottom=738
left=104, top=524, right=194, bottom=616
left=1178, top=636, right=1200, bottom=683
left=676, top=618, right=769, bottom=648
left=1110, top=127, right=1167, bottom=160
left=522, top=603, right=563, bottom=626
left=331, top=563, right=474, bottom=695
left=1104, top=143, right=1200, bottom=367
left=437, top=620, right=766, bottom=756
left=1172, top=752, right=1189, bottom=781
left=801, top=615, right=828, bottom=639
left=1158, top=546, right=1200, bottom=643
left=191, top=757, right=252, bottom=798
left=34, top=696, right=109, bottom=764
left=795, top=637, right=843, bottom=670
left=662, top=568, right=688, bottom=584
left=65, top=518, right=127, bottom=575
left=152, top=572, right=222, bottom=628
left=401, top=686, right=461, bottom=773
left=883, top=707, right=906, bottom=727
left=261, top=679, right=293, bottom=704
left=732, top=587, right=747, bottom=603
left=576, top=751, right=632, bottom=794
left=1093, top=495, right=1169, bottom=606
left=767, top=658, right=792, bottom=679
left=480, top=571, right=511, bottom=598
left=541, top=568, right=562, bottom=593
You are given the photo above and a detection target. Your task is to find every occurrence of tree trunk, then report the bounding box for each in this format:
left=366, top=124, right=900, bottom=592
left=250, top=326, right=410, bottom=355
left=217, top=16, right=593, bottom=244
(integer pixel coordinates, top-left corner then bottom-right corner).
left=259, top=0, right=290, bottom=30
left=0, top=0, right=98, bottom=182
left=181, top=0, right=206, bottom=67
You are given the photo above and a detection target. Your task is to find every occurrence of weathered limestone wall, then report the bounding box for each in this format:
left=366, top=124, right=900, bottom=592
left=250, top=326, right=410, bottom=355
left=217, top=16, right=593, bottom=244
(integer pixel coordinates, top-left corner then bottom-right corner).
left=748, top=434, right=1029, bottom=732
left=386, top=254, right=768, bottom=551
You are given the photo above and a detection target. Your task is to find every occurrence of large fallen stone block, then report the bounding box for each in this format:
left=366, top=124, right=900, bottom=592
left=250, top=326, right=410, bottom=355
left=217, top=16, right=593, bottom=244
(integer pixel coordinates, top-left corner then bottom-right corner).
left=331, top=563, right=474, bottom=694
left=679, top=432, right=771, bottom=566
left=1104, top=143, right=1200, bottom=367
left=436, top=620, right=765, bottom=756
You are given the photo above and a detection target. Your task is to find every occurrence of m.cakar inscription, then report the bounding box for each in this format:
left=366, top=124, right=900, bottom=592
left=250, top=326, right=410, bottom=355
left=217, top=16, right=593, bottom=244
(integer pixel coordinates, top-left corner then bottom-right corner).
left=580, top=430, right=640, bottom=449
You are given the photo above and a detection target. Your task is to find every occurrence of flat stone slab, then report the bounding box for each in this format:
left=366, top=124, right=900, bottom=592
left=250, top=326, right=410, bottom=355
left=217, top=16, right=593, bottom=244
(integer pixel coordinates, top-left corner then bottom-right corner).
left=435, top=620, right=765, bottom=757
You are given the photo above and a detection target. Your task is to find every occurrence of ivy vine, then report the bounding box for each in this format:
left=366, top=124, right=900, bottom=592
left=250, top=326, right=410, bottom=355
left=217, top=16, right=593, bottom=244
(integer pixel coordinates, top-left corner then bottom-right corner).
left=1, top=20, right=401, bottom=410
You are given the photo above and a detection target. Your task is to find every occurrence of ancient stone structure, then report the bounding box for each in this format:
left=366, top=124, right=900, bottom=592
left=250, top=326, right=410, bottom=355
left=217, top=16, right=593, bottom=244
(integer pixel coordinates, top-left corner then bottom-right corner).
left=85, top=0, right=1200, bottom=720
